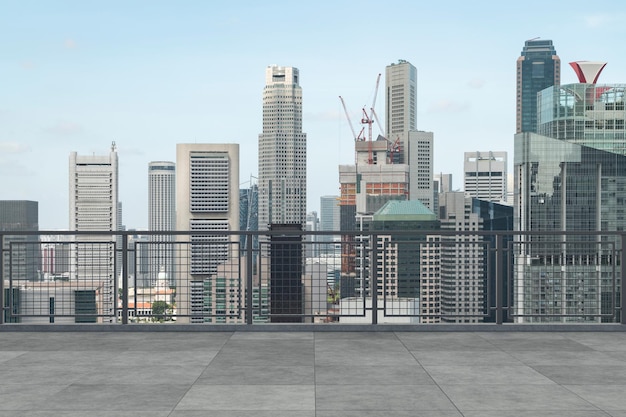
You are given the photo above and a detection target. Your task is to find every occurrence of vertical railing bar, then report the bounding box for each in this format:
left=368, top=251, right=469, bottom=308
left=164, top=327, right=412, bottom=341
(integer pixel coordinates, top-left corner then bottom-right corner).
left=614, top=233, right=626, bottom=324
left=121, top=232, right=129, bottom=325
left=495, top=234, right=504, bottom=325
left=371, top=232, right=378, bottom=325
left=246, top=232, right=253, bottom=325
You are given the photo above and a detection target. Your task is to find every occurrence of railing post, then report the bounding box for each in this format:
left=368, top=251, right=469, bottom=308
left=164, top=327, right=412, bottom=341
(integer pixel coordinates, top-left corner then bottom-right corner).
left=0, top=234, right=4, bottom=325
left=619, top=233, right=626, bottom=324
left=371, top=232, right=378, bottom=325
left=121, top=233, right=129, bottom=325
left=246, top=233, right=253, bottom=325
left=495, top=234, right=504, bottom=325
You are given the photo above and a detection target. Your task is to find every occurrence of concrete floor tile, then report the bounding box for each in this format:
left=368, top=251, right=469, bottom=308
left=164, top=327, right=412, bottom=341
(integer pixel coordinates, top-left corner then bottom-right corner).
left=424, top=365, right=554, bottom=385
left=197, top=364, right=314, bottom=385
left=8, top=412, right=170, bottom=417
left=442, top=384, right=599, bottom=411
left=534, top=365, right=626, bottom=384
left=315, top=364, right=434, bottom=385
left=511, top=350, right=625, bottom=366
left=395, top=333, right=498, bottom=351
left=565, top=385, right=626, bottom=410
left=462, top=412, right=611, bottom=417
left=170, top=411, right=315, bottom=417
left=27, top=383, right=189, bottom=411
left=175, top=384, right=315, bottom=411
left=412, top=350, right=521, bottom=366
left=315, top=412, right=463, bottom=417
left=0, top=384, right=67, bottom=411
left=75, top=364, right=205, bottom=385
left=229, top=331, right=314, bottom=341
left=316, top=384, right=457, bottom=411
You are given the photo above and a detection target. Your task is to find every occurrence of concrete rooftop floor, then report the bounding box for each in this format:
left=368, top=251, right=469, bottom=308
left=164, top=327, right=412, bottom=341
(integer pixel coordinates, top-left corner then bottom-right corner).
left=1, top=329, right=626, bottom=416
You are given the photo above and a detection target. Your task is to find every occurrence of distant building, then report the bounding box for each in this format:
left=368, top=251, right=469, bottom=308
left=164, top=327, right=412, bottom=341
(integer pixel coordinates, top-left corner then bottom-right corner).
left=305, top=211, right=319, bottom=258
left=514, top=71, right=626, bottom=322
left=176, top=143, right=239, bottom=323
left=464, top=151, right=508, bottom=203
left=386, top=59, right=417, bottom=139
left=319, top=195, right=340, bottom=255
left=148, top=161, right=176, bottom=286
left=258, top=65, right=307, bottom=230
left=0, top=200, right=39, bottom=282
left=438, top=192, right=486, bottom=323
left=516, top=39, right=560, bottom=133
left=69, top=144, right=119, bottom=320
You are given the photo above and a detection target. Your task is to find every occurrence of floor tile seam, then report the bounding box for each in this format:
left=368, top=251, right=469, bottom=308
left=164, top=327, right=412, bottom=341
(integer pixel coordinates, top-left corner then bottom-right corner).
left=559, top=383, right=616, bottom=414
left=166, top=331, right=237, bottom=415
left=391, top=331, right=425, bottom=368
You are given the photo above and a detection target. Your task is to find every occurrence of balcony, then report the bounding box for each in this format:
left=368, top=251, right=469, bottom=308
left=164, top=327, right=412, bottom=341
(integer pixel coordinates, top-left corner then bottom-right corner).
left=1, top=230, right=626, bottom=413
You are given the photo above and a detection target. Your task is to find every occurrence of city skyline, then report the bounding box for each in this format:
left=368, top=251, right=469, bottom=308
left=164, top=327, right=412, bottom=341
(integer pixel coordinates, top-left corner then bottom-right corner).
left=2, top=1, right=626, bottom=229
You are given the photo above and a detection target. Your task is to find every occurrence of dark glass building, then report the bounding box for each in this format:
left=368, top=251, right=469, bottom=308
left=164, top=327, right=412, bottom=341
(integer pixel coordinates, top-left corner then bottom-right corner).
left=514, top=82, right=626, bottom=322
left=0, top=200, right=39, bottom=282
left=516, top=39, right=560, bottom=133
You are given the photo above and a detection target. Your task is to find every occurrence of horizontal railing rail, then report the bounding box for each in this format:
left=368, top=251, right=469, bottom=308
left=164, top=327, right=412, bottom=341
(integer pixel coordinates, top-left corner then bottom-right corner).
left=1, top=230, right=624, bottom=325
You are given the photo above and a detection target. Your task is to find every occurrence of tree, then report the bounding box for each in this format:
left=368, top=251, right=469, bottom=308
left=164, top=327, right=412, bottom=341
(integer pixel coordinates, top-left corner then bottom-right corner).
left=152, top=301, right=170, bottom=320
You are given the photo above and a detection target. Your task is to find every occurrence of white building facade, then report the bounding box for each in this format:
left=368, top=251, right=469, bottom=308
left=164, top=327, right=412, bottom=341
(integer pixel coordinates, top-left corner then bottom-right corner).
left=175, top=143, right=239, bottom=323
left=148, top=161, right=176, bottom=285
left=258, top=65, right=307, bottom=230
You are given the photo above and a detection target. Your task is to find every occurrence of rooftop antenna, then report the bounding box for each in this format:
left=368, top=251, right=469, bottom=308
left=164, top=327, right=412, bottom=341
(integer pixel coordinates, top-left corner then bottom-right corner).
left=111, top=141, right=117, bottom=152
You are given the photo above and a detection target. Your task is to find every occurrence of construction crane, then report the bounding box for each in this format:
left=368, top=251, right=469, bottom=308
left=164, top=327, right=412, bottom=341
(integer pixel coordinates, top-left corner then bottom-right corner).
left=339, top=96, right=365, bottom=142
left=339, top=73, right=381, bottom=165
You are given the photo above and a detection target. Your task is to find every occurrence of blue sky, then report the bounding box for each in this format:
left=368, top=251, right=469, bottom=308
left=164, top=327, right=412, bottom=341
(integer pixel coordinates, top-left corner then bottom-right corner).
left=2, top=0, right=626, bottom=229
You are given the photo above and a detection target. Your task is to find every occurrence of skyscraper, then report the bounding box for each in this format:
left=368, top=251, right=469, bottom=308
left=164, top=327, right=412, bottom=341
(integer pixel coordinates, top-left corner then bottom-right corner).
left=175, top=143, right=239, bottom=323
left=514, top=65, right=625, bottom=322
left=463, top=151, right=508, bottom=202
left=516, top=39, right=560, bottom=133
left=69, top=143, right=119, bottom=321
left=258, top=65, right=307, bottom=230
left=319, top=195, right=340, bottom=255
left=385, top=59, right=417, bottom=140
left=148, top=161, right=176, bottom=286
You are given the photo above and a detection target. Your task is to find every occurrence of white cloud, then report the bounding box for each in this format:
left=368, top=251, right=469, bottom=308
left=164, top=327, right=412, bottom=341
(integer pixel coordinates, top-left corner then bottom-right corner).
left=428, top=100, right=470, bottom=113
left=0, top=142, right=31, bottom=153
left=44, top=122, right=83, bottom=135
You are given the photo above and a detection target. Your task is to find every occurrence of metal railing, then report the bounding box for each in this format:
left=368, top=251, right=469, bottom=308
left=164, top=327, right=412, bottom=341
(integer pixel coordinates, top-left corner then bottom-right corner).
left=1, top=230, right=624, bottom=325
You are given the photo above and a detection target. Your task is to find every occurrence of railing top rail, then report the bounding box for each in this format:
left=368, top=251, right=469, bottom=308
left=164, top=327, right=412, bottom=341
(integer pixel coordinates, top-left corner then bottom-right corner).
left=3, top=229, right=626, bottom=238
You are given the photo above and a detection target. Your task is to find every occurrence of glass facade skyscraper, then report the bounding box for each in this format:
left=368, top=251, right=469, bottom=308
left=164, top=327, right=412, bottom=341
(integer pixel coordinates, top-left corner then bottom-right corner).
left=514, top=82, right=626, bottom=322
left=516, top=39, right=560, bottom=133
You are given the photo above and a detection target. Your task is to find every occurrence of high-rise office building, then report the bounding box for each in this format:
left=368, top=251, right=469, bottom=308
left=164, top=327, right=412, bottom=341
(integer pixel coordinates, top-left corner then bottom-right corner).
left=148, top=161, right=176, bottom=286
left=258, top=65, right=307, bottom=230
left=438, top=192, right=486, bottom=323
left=516, top=39, right=560, bottom=133
left=464, top=151, right=508, bottom=202
left=175, top=143, right=239, bottom=323
left=385, top=59, right=417, bottom=140
left=319, top=195, right=340, bottom=255
left=514, top=64, right=625, bottom=322
left=406, top=130, right=434, bottom=210
left=69, top=143, right=119, bottom=321
left=0, top=200, right=39, bottom=282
